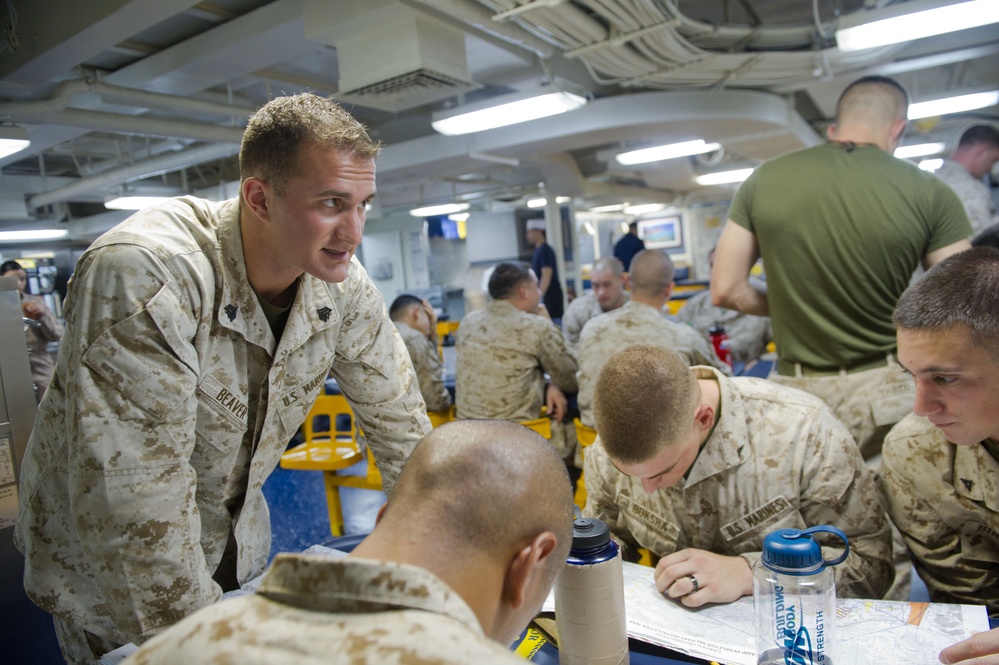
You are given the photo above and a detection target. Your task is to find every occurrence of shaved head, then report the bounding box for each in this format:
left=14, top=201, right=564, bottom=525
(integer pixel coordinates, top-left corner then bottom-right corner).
left=380, top=420, right=574, bottom=584
left=835, top=76, right=908, bottom=134
left=628, top=249, right=674, bottom=298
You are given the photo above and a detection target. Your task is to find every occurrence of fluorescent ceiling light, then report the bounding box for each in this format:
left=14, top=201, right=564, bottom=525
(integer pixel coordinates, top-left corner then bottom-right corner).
left=894, top=142, right=947, bottom=159
left=0, top=125, right=31, bottom=160
left=836, top=0, right=999, bottom=51
left=0, top=229, right=69, bottom=242
left=908, top=91, right=999, bottom=120
left=695, top=168, right=755, bottom=186
left=624, top=203, right=665, bottom=215
left=919, top=159, right=944, bottom=171
left=588, top=203, right=627, bottom=213
left=526, top=196, right=570, bottom=208
left=105, top=196, right=175, bottom=210
left=616, top=139, right=722, bottom=166
left=431, top=91, right=586, bottom=136
left=409, top=202, right=469, bottom=217
left=449, top=212, right=470, bottom=222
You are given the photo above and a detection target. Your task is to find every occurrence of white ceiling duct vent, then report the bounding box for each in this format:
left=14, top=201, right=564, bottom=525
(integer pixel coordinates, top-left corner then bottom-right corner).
left=305, top=0, right=480, bottom=113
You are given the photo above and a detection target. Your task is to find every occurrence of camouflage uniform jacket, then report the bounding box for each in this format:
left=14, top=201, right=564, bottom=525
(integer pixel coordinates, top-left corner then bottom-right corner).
left=561, top=291, right=629, bottom=349
left=394, top=321, right=452, bottom=412
left=584, top=367, right=893, bottom=599
left=880, top=414, right=999, bottom=617
left=675, top=290, right=771, bottom=365
left=14, top=196, right=429, bottom=644
left=934, top=160, right=999, bottom=236
left=576, top=300, right=730, bottom=427
left=127, top=554, right=527, bottom=665
left=455, top=299, right=577, bottom=421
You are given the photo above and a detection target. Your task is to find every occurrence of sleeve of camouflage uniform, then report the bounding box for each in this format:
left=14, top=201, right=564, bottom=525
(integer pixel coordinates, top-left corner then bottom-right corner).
left=676, top=324, right=732, bottom=376
left=582, top=441, right=642, bottom=562
left=330, top=265, right=432, bottom=494
left=537, top=320, right=578, bottom=392
left=561, top=298, right=587, bottom=349
left=725, top=314, right=770, bottom=365
left=408, top=333, right=452, bottom=412
left=793, top=407, right=894, bottom=599
left=63, top=245, right=223, bottom=642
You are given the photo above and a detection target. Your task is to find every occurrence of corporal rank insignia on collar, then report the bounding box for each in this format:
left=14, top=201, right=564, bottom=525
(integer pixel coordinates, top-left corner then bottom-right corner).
left=224, top=304, right=238, bottom=321
left=961, top=478, right=974, bottom=492
left=317, top=306, right=332, bottom=322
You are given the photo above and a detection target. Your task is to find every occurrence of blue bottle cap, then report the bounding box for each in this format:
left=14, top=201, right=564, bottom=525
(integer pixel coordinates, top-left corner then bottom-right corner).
left=571, top=517, right=611, bottom=550
left=761, top=525, right=850, bottom=575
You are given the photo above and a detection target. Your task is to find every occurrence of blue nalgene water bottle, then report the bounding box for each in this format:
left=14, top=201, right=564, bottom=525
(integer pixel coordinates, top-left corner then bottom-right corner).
left=554, top=517, right=629, bottom=665
left=753, top=525, right=849, bottom=665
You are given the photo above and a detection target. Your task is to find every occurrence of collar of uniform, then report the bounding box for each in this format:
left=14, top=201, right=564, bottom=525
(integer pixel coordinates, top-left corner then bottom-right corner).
left=258, top=554, right=484, bottom=634
left=488, top=299, right=523, bottom=316
left=215, top=200, right=338, bottom=355
left=684, top=366, right=747, bottom=487
left=954, top=440, right=999, bottom=512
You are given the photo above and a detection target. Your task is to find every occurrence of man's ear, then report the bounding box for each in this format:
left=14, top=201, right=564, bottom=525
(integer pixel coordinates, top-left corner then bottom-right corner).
left=242, top=177, right=271, bottom=221
left=504, top=532, right=559, bottom=609
left=693, top=401, right=715, bottom=432
left=665, top=281, right=675, bottom=300
left=826, top=123, right=838, bottom=140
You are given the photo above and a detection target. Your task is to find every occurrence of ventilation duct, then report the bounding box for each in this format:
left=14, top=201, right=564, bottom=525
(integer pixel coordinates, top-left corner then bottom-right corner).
left=304, top=0, right=480, bottom=113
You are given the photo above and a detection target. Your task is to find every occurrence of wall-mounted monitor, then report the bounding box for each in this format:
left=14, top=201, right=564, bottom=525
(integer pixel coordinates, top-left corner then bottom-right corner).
left=637, top=215, right=682, bottom=249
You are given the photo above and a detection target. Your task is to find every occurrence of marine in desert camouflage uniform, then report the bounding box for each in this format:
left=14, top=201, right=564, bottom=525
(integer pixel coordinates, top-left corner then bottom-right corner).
left=561, top=256, right=629, bottom=350
left=584, top=346, right=892, bottom=606
left=576, top=249, right=728, bottom=427
left=14, top=94, right=430, bottom=663
left=390, top=294, right=452, bottom=412
left=455, top=261, right=577, bottom=423
left=880, top=247, right=999, bottom=620
left=126, top=420, right=574, bottom=665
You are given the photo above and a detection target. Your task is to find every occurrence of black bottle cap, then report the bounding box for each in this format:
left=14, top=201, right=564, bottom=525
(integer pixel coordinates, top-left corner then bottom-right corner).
left=571, top=517, right=610, bottom=549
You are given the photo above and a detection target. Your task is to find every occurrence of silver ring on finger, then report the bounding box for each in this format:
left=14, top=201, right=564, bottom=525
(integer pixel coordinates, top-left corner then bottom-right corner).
left=688, top=574, right=699, bottom=593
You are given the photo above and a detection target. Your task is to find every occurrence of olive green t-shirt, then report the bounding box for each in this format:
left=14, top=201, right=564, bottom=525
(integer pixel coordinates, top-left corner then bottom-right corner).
left=729, top=142, right=970, bottom=368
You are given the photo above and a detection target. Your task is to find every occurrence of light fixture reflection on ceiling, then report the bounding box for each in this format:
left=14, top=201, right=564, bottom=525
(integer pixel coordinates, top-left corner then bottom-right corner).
left=615, top=139, right=722, bottom=166
left=0, top=229, right=69, bottom=242
left=836, top=0, right=999, bottom=51
left=105, top=196, right=175, bottom=210
left=894, top=142, right=947, bottom=159
left=919, top=159, right=945, bottom=171
left=623, top=203, right=665, bottom=215
left=908, top=91, right=999, bottom=120
left=409, top=202, right=470, bottom=217
left=431, top=91, right=586, bottom=136
left=695, top=168, right=755, bottom=186
left=0, top=125, right=31, bottom=160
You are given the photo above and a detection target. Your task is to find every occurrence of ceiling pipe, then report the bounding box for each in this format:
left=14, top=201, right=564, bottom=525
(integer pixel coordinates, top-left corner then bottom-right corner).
left=27, top=142, right=240, bottom=210
left=0, top=78, right=255, bottom=119
left=404, top=0, right=557, bottom=59
left=9, top=109, right=245, bottom=144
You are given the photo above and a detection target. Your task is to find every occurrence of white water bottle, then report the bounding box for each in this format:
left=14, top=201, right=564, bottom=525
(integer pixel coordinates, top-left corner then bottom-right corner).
left=753, top=525, right=849, bottom=665
left=554, top=517, right=629, bottom=665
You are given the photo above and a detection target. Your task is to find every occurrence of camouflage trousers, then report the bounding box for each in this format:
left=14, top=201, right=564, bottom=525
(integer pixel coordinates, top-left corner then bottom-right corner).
left=53, top=615, right=124, bottom=665
left=769, top=360, right=915, bottom=601
left=768, top=359, right=914, bottom=466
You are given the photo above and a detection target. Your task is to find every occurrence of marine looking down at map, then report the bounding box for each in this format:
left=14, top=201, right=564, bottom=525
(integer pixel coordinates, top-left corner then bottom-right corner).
left=583, top=346, right=893, bottom=607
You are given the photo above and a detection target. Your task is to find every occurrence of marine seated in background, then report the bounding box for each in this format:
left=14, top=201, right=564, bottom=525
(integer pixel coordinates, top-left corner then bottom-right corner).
left=583, top=345, right=892, bottom=607
left=126, top=419, right=574, bottom=664
left=389, top=294, right=452, bottom=413
left=561, top=256, right=630, bottom=350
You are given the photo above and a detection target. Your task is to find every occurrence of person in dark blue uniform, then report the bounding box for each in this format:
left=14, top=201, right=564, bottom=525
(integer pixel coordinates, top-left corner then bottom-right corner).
left=613, top=221, right=645, bottom=271
left=526, top=219, right=564, bottom=321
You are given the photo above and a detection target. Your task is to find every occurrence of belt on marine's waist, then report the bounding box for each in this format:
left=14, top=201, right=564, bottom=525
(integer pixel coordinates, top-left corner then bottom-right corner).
left=775, top=353, right=895, bottom=377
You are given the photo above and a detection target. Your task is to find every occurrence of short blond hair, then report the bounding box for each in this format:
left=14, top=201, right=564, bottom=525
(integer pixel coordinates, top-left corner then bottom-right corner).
left=593, top=345, right=699, bottom=463
left=240, top=93, right=381, bottom=195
